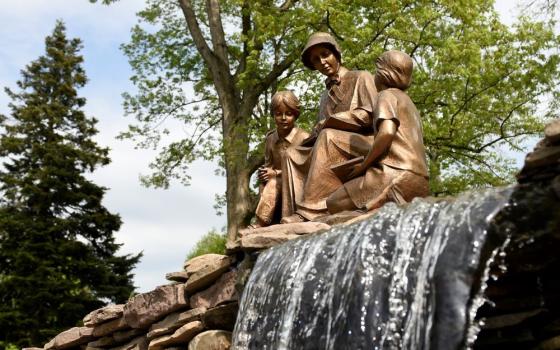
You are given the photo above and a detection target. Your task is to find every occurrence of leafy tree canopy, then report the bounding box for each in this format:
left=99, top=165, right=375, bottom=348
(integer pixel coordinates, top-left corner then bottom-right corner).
left=0, top=21, right=141, bottom=347
left=92, top=0, right=559, bottom=238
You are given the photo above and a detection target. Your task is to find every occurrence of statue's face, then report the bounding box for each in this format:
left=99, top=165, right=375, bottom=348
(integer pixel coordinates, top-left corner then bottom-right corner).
left=274, top=103, right=296, bottom=133
left=308, top=45, right=340, bottom=77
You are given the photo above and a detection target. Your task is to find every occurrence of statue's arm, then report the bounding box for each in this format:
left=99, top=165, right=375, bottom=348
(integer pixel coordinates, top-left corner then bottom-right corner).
left=324, top=72, right=377, bottom=131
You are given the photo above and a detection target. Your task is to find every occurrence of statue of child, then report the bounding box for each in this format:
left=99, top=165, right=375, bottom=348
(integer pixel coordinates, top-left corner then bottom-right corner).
left=327, top=50, right=430, bottom=213
left=252, top=91, right=310, bottom=228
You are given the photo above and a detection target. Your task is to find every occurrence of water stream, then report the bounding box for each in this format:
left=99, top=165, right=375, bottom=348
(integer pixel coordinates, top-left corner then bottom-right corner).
left=232, top=187, right=515, bottom=350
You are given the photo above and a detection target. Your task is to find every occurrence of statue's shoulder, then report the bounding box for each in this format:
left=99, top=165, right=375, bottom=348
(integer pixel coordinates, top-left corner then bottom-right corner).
left=348, top=69, right=375, bottom=80
left=265, top=129, right=278, bottom=142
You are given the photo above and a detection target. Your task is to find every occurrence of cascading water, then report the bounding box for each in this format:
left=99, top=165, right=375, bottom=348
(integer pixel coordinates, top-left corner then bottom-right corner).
left=232, top=187, right=516, bottom=350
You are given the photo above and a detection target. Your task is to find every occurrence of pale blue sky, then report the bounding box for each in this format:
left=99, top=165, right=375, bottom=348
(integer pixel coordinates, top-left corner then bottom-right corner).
left=0, top=0, right=543, bottom=292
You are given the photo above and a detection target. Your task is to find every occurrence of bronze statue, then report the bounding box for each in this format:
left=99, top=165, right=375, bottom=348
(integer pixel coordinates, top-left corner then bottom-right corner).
left=327, top=50, right=429, bottom=213
left=281, top=34, right=429, bottom=223
left=281, top=32, right=378, bottom=223
left=252, top=91, right=309, bottom=228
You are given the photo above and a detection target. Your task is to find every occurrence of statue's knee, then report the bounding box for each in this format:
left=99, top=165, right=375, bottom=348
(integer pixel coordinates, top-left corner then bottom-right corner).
left=326, top=195, right=338, bottom=214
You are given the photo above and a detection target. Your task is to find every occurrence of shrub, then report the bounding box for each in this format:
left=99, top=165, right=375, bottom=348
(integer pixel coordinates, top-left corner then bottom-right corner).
left=186, top=229, right=227, bottom=260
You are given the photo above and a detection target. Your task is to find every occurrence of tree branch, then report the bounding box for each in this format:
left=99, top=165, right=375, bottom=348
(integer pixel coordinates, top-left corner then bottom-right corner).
left=177, top=0, right=215, bottom=68
left=206, top=0, right=230, bottom=71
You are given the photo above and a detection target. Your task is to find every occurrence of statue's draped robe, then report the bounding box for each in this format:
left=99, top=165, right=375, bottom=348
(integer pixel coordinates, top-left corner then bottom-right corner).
left=256, top=127, right=309, bottom=224
left=281, top=67, right=378, bottom=220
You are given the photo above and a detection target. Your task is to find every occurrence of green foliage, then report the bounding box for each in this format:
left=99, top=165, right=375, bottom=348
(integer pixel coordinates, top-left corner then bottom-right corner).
left=0, top=21, right=141, bottom=347
left=186, top=229, right=227, bottom=260
left=113, top=0, right=559, bottom=200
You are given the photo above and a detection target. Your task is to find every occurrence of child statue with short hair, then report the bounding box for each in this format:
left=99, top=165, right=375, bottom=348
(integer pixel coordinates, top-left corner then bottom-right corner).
left=252, top=91, right=310, bottom=228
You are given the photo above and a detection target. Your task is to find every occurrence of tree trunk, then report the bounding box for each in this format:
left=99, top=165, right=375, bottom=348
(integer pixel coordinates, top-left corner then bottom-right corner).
left=224, top=119, right=254, bottom=242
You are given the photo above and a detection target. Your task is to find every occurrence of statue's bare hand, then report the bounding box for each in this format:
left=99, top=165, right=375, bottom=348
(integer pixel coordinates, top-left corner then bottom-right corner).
left=258, top=167, right=276, bottom=182
left=347, top=163, right=367, bottom=181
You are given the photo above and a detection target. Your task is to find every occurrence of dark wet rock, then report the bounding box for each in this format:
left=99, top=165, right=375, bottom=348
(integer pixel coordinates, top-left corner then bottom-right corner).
left=202, top=303, right=238, bottom=331
left=482, top=309, right=545, bottom=329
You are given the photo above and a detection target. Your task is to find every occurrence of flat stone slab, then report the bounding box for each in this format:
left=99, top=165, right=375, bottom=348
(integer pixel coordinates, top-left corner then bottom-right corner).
left=112, top=335, right=148, bottom=350
left=231, top=222, right=331, bottom=251
left=88, top=335, right=115, bottom=348
left=83, top=304, right=124, bottom=326
left=238, top=221, right=330, bottom=237
left=44, top=327, right=94, bottom=350
left=148, top=321, right=204, bottom=349
left=545, top=118, right=560, bottom=144
left=190, top=271, right=238, bottom=309
left=92, top=316, right=129, bottom=337
left=147, top=307, right=207, bottom=340
left=124, top=284, right=188, bottom=329
left=165, top=271, right=189, bottom=282
left=188, top=330, right=232, bottom=350
left=183, top=254, right=231, bottom=274
left=185, top=255, right=234, bottom=294
left=314, top=210, right=366, bottom=225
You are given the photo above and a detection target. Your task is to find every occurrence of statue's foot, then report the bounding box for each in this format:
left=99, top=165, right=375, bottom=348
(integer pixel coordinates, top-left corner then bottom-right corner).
left=280, top=213, right=307, bottom=224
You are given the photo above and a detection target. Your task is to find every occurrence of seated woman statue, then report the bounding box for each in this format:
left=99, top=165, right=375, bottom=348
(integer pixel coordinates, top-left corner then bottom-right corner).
left=280, top=32, right=378, bottom=223
left=327, top=50, right=430, bottom=214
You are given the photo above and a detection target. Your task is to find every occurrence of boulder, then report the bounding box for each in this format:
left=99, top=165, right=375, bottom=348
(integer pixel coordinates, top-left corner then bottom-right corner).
left=147, top=307, right=206, bottom=340
left=83, top=304, right=124, bottom=326
left=201, top=303, right=238, bottom=331
left=92, top=316, right=129, bottom=337
left=124, top=284, right=188, bottom=329
left=184, top=254, right=234, bottom=293
left=190, top=271, right=238, bottom=309
left=188, top=330, right=232, bottom=350
left=44, top=327, right=94, bottom=350
left=148, top=321, right=204, bottom=349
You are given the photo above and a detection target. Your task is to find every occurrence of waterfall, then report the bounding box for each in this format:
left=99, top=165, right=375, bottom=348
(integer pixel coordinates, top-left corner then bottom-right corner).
left=232, top=187, right=516, bottom=350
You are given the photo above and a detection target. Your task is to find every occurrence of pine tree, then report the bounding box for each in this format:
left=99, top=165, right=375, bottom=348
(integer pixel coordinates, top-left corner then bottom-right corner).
left=0, top=21, right=141, bottom=347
